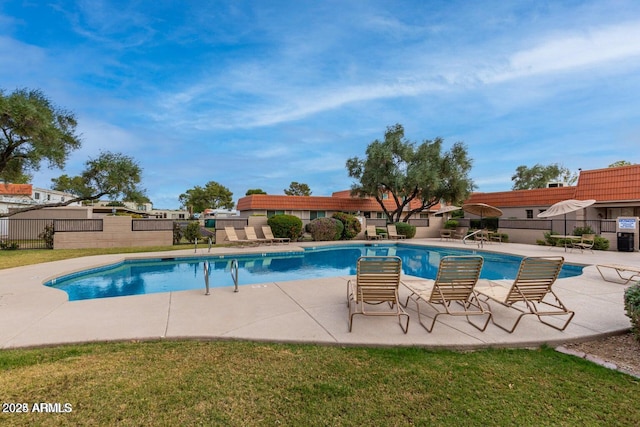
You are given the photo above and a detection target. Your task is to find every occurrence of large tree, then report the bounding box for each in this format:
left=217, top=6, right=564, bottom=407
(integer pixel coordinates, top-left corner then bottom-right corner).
left=511, top=163, right=577, bottom=190
left=346, top=124, right=475, bottom=223
left=179, top=181, right=234, bottom=213
left=284, top=181, right=311, bottom=196
left=1, top=151, right=147, bottom=217
left=0, top=88, right=81, bottom=183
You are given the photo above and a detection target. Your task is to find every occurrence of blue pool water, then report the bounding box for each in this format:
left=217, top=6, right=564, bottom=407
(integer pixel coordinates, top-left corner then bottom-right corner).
left=45, top=244, right=584, bottom=301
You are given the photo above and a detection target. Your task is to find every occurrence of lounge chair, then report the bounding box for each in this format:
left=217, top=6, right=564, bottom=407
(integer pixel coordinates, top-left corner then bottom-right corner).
left=387, top=224, right=406, bottom=240
left=401, top=255, right=491, bottom=332
left=347, top=256, right=409, bottom=333
left=451, top=227, right=468, bottom=240
left=261, top=226, right=290, bottom=244
left=571, top=234, right=595, bottom=253
left=365, top=225, right=382, bottom=240
left=596, top=264, right=640, bottom=285
left=224, top=227, right=255, bottom=246
left=475, top=256, right=574, bottom=333
left=244, top=226, right=270, bottom=245
left=439, top=229, right=452, bottom=241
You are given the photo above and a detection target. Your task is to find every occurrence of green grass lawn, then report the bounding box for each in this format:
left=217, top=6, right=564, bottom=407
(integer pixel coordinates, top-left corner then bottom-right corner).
left=0, top=341, right=638, bottom=426
left=1, top=247, right=638, bottom=425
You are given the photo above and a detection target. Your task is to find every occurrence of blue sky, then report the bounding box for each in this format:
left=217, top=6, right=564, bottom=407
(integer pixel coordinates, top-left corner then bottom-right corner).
left=2, top=1, right=640, bottom=209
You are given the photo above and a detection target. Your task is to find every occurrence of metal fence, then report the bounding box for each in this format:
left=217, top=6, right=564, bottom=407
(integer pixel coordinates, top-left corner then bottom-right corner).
left=54, top=219, right=103, bottom=232
left=0, top=218, right=53, bottom=250
left=132, top=219, right=174, bottom=231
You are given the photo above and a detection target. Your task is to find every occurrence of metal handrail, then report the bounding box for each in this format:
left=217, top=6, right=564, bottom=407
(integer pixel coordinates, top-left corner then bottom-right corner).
left=230, top=259, right=239, bottom=292
left=204, top=260, right=211, bottom=295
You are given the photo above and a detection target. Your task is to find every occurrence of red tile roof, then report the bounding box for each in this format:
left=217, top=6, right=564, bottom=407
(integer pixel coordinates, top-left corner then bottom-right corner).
left=237, top=193, right=438, bottom=213
left=574, top=165, right=640, bottom=201
left=237, top=194, right=396, bottom=212
left=464, top=186, right=577, bottom=207
left=0, top=183, right=32, bottom=196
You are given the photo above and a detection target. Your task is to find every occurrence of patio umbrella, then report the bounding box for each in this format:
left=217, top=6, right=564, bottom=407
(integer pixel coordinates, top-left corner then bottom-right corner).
left=537, top=199, right=596, bottom=235
left=434, top=205, right=462, bottom=215
left=462, top=203, right=503, bottom=228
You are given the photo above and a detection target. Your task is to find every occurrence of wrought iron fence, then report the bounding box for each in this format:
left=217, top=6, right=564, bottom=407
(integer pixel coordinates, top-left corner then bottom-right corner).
left=132, top=219, right=174, bottom=231
left=54, top=219, right=103, bottom=232
left=0, top=218, right=53, bottom=250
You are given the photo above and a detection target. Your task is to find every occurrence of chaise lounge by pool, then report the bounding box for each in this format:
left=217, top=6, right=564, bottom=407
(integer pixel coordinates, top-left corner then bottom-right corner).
left=0, top=239, right=633, bottom=350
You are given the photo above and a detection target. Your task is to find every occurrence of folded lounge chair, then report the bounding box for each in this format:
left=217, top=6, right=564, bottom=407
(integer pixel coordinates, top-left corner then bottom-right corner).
left=244, top=226, right=270, bottom=245
left=365, top=225, right=382, bottom=240
left=347, top=256, right=409, bottom=333
left=475, top=256, right=574, bottom=333
left=261, top=226, right=290, bottom=244
left=387, top=224, right=406, bottom=240
left=224, top=227, right=255, bottom=246
left=402, top=255, right=491, bottom=332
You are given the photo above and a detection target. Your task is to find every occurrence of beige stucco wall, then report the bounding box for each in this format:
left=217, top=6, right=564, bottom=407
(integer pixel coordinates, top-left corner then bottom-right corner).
left=54, top=216, right=172, bottom=249
left=10, top=206, right=92, bottom=219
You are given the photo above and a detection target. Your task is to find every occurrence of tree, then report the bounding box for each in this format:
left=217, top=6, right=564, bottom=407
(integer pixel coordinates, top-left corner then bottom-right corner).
left=1, top=151, right=147, bottom=217
left=179, top=181, right=234, bottom=214
left=0, top=88, right=81, bottom=183
left=511, top=163, right=577, bottom=190
left=246, top=188, right=267, bottom=195
left=609, top=160, right=634, bottom=168
left=284, top=182, right=311, bottom=196
left=346, top=124, right=475, bottom=223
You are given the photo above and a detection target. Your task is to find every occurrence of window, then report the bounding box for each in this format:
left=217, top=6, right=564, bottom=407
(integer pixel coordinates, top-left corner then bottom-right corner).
left=267, top=210, right=285, bottom=218
left=310, top=211, right=326, bottom=220
left=34, top=192, right=40, bottom=200
left=526, top=209, right=533, bottom=219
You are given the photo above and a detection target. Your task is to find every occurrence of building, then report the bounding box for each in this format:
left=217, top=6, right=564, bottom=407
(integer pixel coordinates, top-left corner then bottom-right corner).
left=464, top=164, right=640, bottom=220
left=0, top=184, right=81, bottom=215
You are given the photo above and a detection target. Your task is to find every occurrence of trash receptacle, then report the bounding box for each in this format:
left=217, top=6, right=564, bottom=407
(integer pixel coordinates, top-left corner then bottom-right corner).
left=204, top=219, right=215, bottom=228
left=617, top=232, right=634, bottom=252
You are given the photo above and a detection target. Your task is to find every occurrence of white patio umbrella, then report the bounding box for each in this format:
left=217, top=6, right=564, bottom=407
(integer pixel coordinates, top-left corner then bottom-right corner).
left=537, top=199, right=596, bottom=235
left=433, top=205, right=462, bottom=216
left=462, top=203, right=503, bottom=228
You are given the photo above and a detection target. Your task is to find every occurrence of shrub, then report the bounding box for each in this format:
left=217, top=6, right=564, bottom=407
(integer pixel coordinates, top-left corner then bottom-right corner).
left=332, top=212, right=362, bottom=240
left=307, top=218, right=343, bottom=241
left=624, top=283, right=640, bottom=343
left=0, top=240, right=19, bottom=250
left=38, top=223, right=55, bottom=249
left=268, top=214, right=303, bottom=241
left=183, top=221, right=202, bottom=243
left=393, top=222, right=416, bottom=239
left=593, top=236, right=610, bottom=251
left=444, top=219, right=459, bottom=229
left=573, top=226, right=595, bottom=236
left=173, top=222, right=184, bottom=244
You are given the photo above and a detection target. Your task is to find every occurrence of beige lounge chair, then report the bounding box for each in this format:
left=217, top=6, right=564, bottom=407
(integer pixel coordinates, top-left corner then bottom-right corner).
left=451, top=227, right=468, bottom=240
left=475, top=256, right=574, bottom=333
left=244, top=226, right=270, bottom=245
left=402, top=255, right=491, bottom=332
left=261, top=226, right=290, bottom=244
left=366, top=225, right=382, bottom=240
left=224, top=227, right=254, bottom=246
left=571, top=234, right=595, bottom=253
left=347, top=256, right=409, bottom=333
left=387, top=224, right=406, bottom=240
left=596, top=264, right=640, bottom=285
left=439, top=229, right=452, bottom=241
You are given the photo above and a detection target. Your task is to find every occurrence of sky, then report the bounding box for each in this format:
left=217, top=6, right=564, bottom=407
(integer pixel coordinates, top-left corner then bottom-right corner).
left=2, top=0, right=640, bottom=210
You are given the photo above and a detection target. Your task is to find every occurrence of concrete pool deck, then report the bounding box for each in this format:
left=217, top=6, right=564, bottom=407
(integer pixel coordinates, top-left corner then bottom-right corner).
left=0, top=239, right=636, bottom=350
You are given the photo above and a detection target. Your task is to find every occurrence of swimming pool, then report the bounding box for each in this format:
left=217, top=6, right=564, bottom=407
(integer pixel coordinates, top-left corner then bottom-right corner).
left=45, top=244, right=584, bottom=301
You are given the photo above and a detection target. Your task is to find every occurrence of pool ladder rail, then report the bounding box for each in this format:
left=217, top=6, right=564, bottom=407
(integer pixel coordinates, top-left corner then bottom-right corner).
left=195, top=237, right=213, bottom=253
left=204, top=259, right=239, bottom=295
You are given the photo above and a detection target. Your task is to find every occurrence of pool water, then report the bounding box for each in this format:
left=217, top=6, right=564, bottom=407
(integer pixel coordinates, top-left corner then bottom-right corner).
left=45, top=244, right=584, bottom=301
